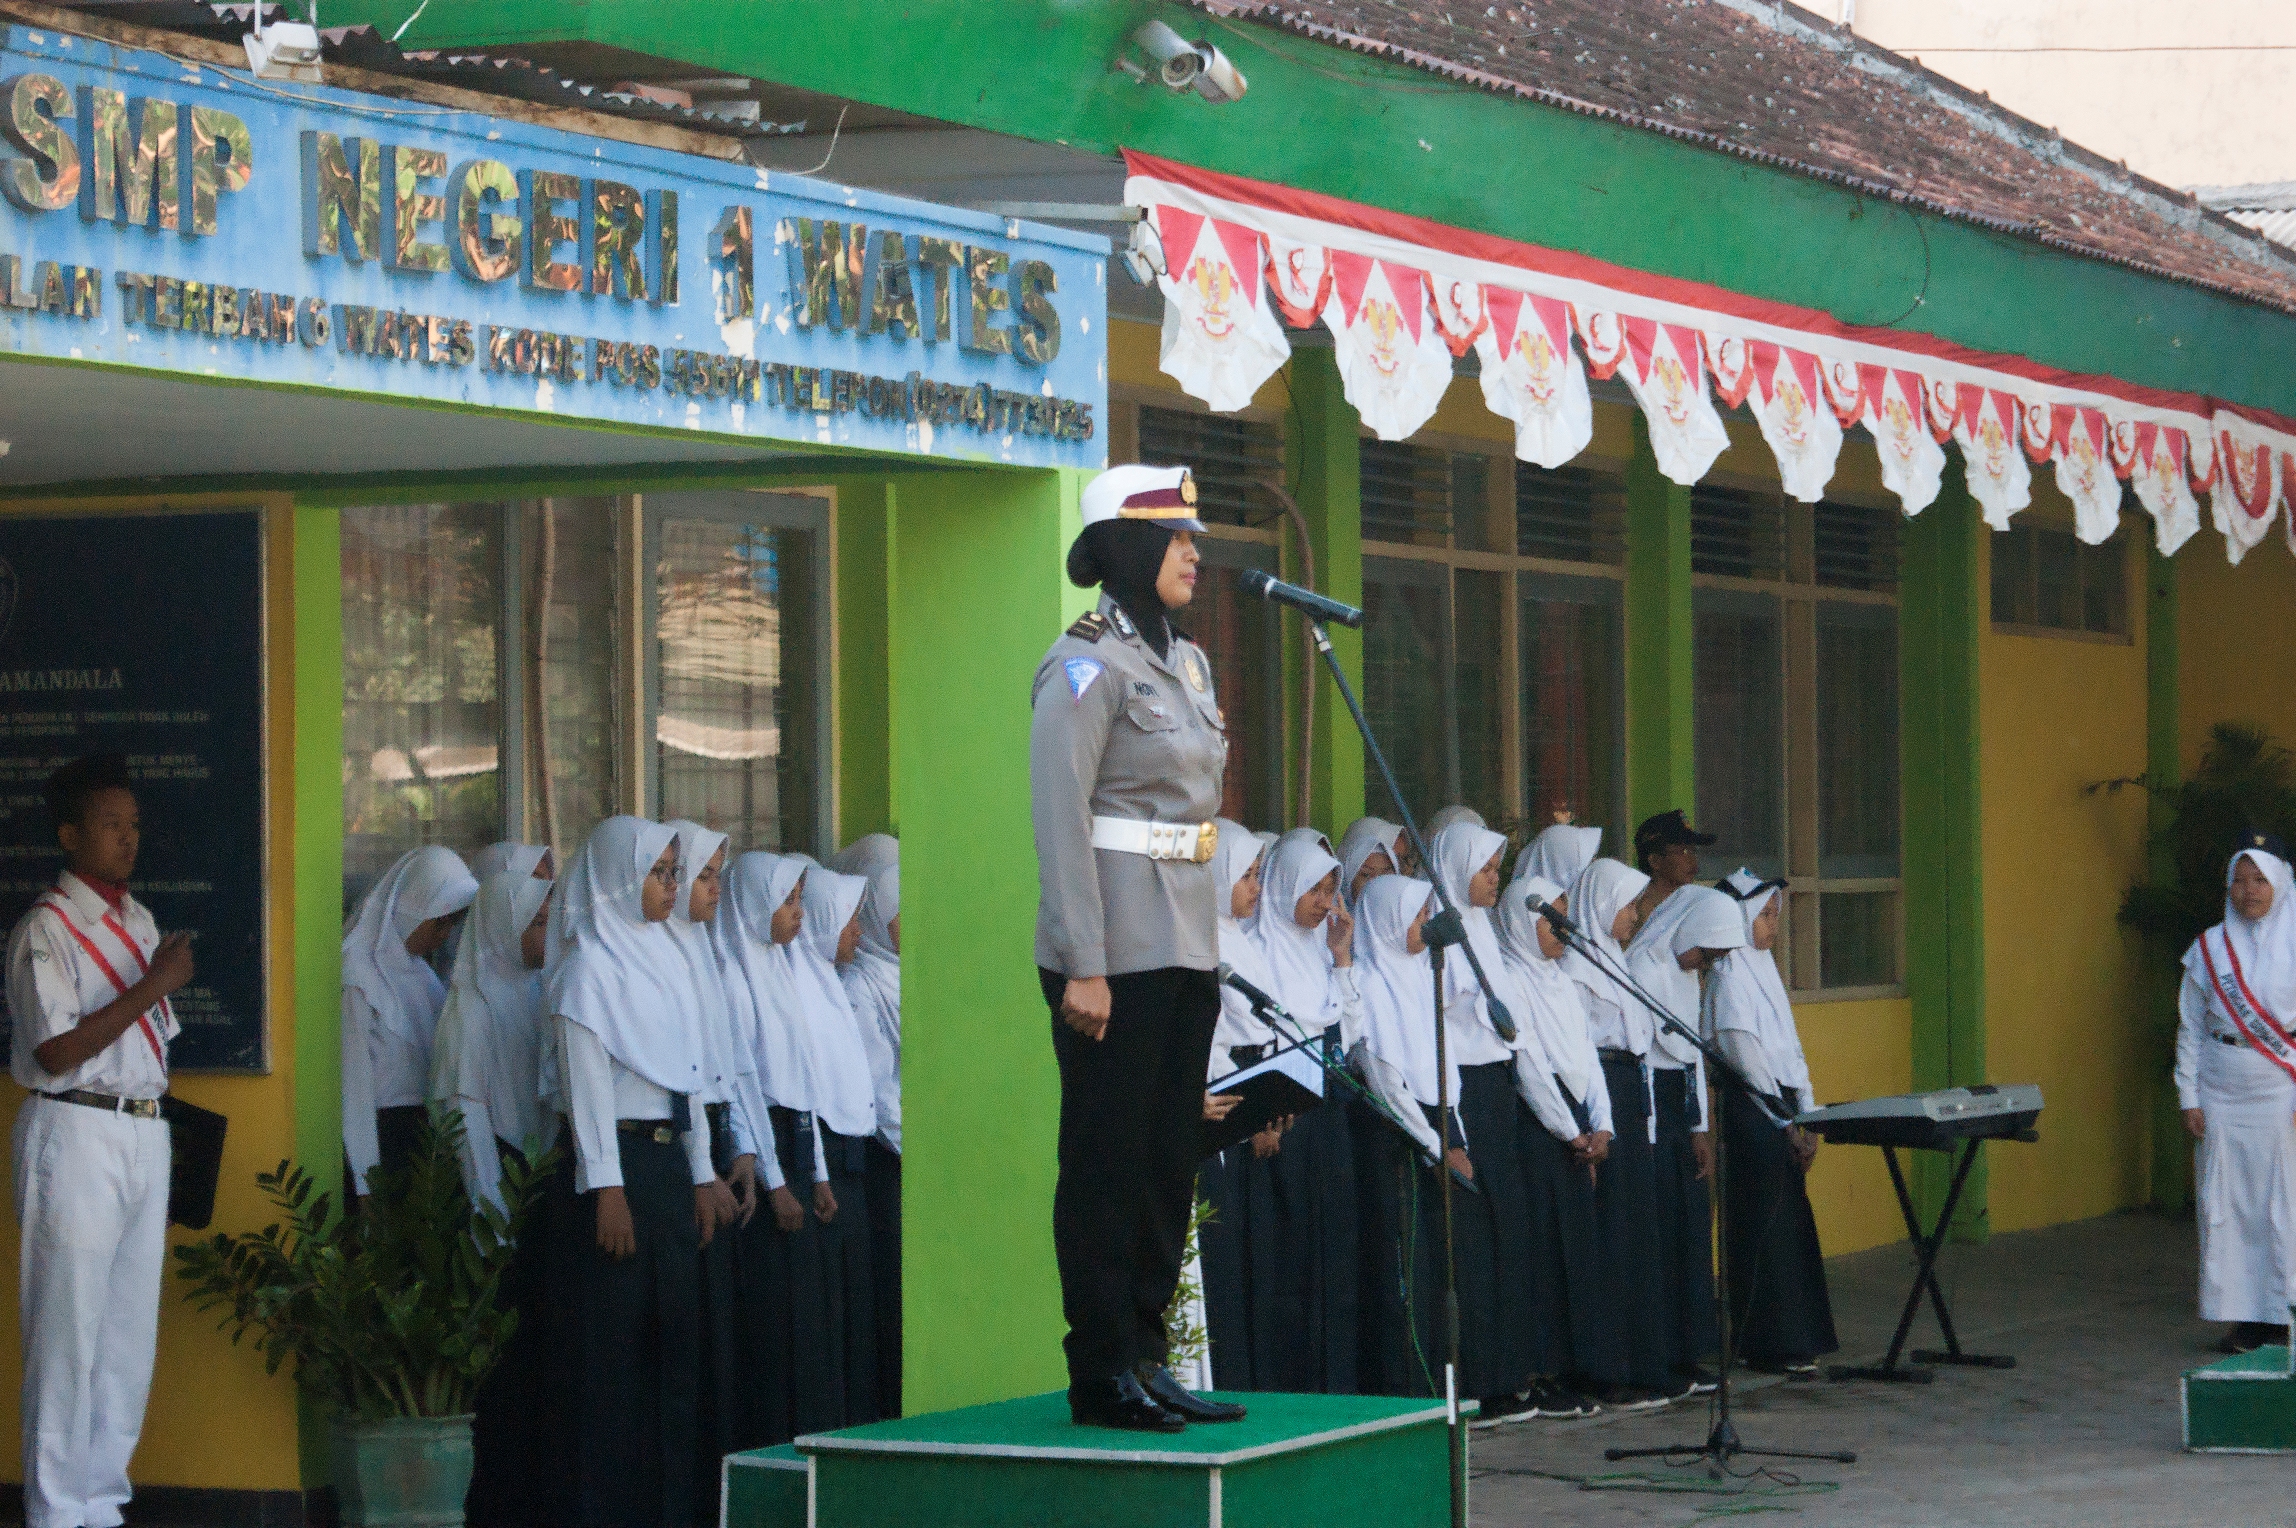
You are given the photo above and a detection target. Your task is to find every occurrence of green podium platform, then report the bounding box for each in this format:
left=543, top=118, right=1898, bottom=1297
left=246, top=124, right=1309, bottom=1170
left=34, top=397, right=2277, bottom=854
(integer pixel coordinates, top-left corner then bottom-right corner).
left=2184, top=1345, right=2296, bottom=1453
left=722, top=1391, right=1455, bottom=1528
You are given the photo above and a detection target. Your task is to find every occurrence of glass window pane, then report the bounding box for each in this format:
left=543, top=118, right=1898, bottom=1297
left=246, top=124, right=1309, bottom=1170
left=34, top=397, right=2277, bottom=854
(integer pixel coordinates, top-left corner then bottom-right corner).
left=1362, top=558, right=1452, bottom=826
left=1193, top=540, right=1285, bottom=827
left=1451, top=455, right=1495, bottom=553
left=1454, top=570, right=1505, bottom=822
left=654, top=515, right=821, bottom=853
left=1816, top=603, right=1900, bottom=879
left=1521, top=578, right=1625, bottom=847
left=341, top=503, right=504, bottom=913
left=523, top=498, right=619, bottom=860
left=2081, top=538, right=2127, bottom=635
left=1989, top=526, right=2029, bottom=624
left=1693, top=592, right=1783, bottom=878
left=1819, top=890, right=1898, bottom=987
left=2034, top=528, right=2079, bottom=630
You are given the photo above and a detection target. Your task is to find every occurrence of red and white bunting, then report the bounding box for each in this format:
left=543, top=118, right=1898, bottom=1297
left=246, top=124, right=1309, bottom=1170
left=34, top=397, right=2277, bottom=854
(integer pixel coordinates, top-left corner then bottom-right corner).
left=1123, top=151, right=2296, bottom=567
left=1325, top=251, right=1453, bottom=442
left=1152, top=208, right=1290, bottom=413
left=1476, top=289, right=1592, bottom=469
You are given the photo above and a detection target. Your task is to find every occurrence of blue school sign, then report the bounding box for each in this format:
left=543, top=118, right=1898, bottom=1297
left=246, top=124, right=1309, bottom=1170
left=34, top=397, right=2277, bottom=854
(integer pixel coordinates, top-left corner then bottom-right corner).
left=0, top=25, right=1109, bottom=466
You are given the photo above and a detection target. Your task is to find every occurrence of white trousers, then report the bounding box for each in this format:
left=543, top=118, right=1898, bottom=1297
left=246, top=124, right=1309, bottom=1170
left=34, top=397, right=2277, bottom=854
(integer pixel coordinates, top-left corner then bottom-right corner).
left=12, top=1098, right=169, bottom=1528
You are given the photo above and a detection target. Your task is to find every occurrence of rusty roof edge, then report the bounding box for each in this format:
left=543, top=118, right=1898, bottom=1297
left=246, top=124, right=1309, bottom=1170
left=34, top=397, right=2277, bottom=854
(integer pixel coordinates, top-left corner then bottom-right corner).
left=1184, top=1, right=2296, bottom=320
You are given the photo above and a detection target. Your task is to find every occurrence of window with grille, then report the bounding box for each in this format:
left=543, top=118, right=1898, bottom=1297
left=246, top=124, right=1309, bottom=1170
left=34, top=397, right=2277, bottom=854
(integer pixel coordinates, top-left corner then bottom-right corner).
left=1517, top=463, right=1627, bottom=565
left=1990, top=523, right=2127, bottom=637
left=1137, top=405, right=1285, bottom=529
left=1691, top=483, right=1787, bottom=580
left=1360, top=440, right=1455, bottom=545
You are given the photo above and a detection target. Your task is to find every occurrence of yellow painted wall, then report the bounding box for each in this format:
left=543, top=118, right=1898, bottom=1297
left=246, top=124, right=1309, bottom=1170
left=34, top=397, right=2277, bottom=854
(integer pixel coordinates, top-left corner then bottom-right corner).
left=1979, top=500, right=2155, bottom=1234
left=1799, top=996, right=1916, bottom=1255
left=2178, top=535, right=2296, bottom=770
left=0, top=495, right=305, bottom=1491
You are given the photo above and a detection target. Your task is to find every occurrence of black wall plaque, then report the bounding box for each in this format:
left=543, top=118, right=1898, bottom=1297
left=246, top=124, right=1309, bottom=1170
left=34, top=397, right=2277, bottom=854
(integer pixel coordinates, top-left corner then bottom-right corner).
left=0, top=511, right=266, bottom=1072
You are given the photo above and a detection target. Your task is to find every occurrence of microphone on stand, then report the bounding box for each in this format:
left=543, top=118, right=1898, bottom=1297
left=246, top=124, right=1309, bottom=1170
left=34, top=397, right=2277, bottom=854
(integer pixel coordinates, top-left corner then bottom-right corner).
left=1218, top=963, right=1292, bottom=1024
left=1523, top=892, right=1581, bottom=937
left=1238, top=570, right=1365, bottom=629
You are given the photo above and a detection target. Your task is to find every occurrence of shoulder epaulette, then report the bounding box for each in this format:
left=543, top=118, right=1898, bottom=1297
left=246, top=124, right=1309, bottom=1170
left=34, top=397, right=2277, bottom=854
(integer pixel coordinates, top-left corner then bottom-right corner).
left=1066, top=611, right=1110, bottom=643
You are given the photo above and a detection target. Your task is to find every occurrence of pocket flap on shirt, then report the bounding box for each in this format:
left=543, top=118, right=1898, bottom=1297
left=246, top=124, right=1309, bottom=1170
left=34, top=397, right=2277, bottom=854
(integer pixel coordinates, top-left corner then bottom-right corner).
left=1123, top=695, right=1180, bottom=731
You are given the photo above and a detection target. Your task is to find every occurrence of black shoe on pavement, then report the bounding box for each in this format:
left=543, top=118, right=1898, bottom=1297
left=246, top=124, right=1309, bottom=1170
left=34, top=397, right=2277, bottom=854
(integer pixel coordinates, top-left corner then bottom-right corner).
left=1674, top=1364, right=1720, bottom=1397
left=1071, top=1371, right=1187, bottom=1433
left=1592, top=1383, right=1671, bottom=1413
left=1532, top=1381, right=1596, bottom=1419
left=1135, top=1363, right=1247, bottom=1423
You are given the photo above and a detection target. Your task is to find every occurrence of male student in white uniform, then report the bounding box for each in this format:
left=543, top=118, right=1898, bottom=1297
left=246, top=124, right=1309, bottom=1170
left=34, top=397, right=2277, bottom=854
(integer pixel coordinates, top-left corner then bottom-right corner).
left=6, top=754, right=193, bottom=1528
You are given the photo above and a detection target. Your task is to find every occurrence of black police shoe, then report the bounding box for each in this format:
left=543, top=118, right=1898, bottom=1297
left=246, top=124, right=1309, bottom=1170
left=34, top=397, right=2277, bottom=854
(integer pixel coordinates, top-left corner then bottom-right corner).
left=1137, top=1362, right=1248, bottom=1422
left=1070, top=1370, right=1187, bottom=1433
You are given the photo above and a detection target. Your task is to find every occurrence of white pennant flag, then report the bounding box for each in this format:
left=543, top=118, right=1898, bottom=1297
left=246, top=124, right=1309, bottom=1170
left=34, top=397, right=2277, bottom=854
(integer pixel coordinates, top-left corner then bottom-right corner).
left=2045, top=406, right=2122, bottom=545
left=1750, top=344, right=1842, bottom=503
left=1152, top=207, right=1290, bottom=414
left=1323, top=251, right=1452, bottom=443
left=1854, top=365, right=1946, bottom=516
left=1477, top=289, right=1593, bottom=469
left=1939, top=383, right=2033, bottom=529
left=2115, top=421, right=2202, bottom=556
left=1606, top=317, right=1726, bottom=485
left=2212, top=423, right=2285, bottom=565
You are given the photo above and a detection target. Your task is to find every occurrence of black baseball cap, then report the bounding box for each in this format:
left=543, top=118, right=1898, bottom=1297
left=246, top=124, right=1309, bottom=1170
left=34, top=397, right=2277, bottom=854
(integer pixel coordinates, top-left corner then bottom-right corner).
left=2236, top=829, right=2291, bottom=862
left=1634, top=809, right=1716, bottom=858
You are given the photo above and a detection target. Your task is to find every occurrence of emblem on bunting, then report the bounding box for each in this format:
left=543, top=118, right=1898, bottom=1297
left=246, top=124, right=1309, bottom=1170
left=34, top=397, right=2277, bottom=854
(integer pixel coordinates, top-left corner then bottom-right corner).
left=1949, top=387, right=2034, bottom=529
left=1611, top=319, right=1727, bottom=485
left=1325, top=251, right=1451, bottom=442
left=1476, top=289, right=1591, bottom=469
left=2050, top=408, right=2120, bottom=545
left=1152, top=206, right=1290, bottom=413
left=2114, top=422, right=2201, bottom=555
left=1863, top=367, right=1945, bottom=515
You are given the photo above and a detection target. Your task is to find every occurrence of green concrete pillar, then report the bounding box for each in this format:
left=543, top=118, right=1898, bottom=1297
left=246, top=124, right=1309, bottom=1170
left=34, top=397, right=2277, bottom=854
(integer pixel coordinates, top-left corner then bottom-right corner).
left=1899, top=465, right=1988, bottom=1238
left=2145, top=544, right=2189, bottom=1213
left=1286, top=350, right=1365, bottom=837
left=832, top=478, right=897, bottom=844
left=888, top=466, right=1087, bottom=1414
left=1623, top=412, right=1694, bottom=827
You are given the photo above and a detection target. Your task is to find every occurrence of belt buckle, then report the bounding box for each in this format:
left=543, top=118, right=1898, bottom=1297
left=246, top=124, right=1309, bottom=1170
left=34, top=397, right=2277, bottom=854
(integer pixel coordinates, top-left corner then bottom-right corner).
left=130, top=1098, right=159, bottom=1120
left=1193, top=820, right=1218, bottom=865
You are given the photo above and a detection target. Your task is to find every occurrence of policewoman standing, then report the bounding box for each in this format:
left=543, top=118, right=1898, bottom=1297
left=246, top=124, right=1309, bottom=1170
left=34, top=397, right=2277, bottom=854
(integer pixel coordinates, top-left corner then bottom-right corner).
left=1032, top=464, right=1247, bottom=1433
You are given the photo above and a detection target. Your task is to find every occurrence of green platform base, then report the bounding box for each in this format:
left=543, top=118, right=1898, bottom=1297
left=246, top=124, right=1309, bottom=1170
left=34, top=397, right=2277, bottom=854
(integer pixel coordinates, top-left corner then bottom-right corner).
left=2183, top=1346, right=2296, bottom=1453
left=723, top=1392, right=1455, bottom=1528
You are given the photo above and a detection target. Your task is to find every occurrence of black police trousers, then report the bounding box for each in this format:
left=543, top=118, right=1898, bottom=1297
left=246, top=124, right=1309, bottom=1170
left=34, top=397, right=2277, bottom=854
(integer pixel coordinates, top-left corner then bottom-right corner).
left=1040, top=964, right=1220, bottom=1392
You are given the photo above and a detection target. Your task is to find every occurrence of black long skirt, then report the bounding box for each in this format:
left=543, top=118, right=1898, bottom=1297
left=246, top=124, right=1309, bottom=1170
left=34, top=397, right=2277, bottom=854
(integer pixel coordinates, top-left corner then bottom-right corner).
left=1517, top=1103, right=1627, bottom=1388
left=1720, top=1087, right=1839, bottom=1366
left=864, top=1138, right=903, bottom=1420
left=1349, top=1096, right=1444, bottom=1399
left=814, top=1127, right=880, bottom=1429
left=1651, top=1067, right=1719, bottom=1374
left=1197, top=1085, right=1360, bottom=1394
left=692, top=1109, right=743, bottom=1525
left=1594, top=1054, right=1672, bottom=1390
left=732, top=1107, right=823, bottom=1447
left=537, top=1131, right=701, bottom=1528
left=466, top=1140, right=548, bottom=1528
left=1453, top=1062, right=1534, bottom=1402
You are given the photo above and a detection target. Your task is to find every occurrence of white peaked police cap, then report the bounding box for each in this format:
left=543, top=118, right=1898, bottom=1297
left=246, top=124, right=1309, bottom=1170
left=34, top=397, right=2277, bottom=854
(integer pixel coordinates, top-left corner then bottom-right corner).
left=1080, top=463, right=1206, bottom=534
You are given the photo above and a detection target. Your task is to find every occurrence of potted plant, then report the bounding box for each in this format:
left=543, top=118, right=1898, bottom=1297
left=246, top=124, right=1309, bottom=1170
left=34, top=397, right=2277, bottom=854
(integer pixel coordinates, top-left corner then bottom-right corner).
left=175, top=1112, right=548, bottom=1527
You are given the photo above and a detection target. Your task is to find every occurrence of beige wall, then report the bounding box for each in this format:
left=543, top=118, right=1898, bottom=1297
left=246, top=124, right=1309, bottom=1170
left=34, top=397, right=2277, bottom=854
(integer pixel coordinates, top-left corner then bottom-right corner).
left=1846, top=0, right=2293, bottom=189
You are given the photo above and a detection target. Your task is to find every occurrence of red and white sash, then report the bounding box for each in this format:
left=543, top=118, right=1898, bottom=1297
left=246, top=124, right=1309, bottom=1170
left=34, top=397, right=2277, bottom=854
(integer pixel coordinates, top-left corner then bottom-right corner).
left=2200, top=926, right=2296, bottom=1087
left=37, top=892, right=170, bottom=1072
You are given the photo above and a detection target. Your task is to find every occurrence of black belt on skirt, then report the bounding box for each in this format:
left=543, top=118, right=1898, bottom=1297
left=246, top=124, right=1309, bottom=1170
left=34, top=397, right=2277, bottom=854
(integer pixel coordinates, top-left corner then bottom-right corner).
left=819, top=1125, right=869, bottom=1178
left=615, top=1118, right=679, bottom=1145
left=1597, top=1048, right=1642, bottom=1065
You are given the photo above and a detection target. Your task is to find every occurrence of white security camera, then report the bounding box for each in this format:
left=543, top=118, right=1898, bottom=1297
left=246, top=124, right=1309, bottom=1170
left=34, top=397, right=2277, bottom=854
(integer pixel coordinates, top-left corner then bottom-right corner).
left=1121, top=218, right=1167, bottom=287
left=1124, top=20, right=1249, bottom=103
left=1191, top=44, right=1248, bottom=105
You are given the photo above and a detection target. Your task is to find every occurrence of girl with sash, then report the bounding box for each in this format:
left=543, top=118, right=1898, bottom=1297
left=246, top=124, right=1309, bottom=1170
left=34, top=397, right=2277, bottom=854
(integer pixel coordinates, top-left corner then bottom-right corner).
left=2177, top=834, right=2296, bottom=1354
left=1709, top=869, right=1837, bottom=1374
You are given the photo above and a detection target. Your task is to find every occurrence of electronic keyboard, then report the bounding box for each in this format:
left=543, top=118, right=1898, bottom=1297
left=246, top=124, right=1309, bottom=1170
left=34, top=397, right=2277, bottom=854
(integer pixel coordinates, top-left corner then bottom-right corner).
left=1795, top=1084, right=2043, bottom=1152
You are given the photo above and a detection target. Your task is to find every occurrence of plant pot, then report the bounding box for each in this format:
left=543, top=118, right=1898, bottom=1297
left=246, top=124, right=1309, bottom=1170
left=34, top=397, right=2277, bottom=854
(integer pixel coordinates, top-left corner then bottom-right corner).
left=329, top=1414, right=476, bottom=1527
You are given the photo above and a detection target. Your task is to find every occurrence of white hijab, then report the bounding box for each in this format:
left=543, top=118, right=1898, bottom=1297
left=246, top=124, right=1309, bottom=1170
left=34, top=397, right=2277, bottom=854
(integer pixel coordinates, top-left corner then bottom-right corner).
left=1211, top=819, right=1277, bottom=1057
left=794, top=865, right=878, bottom=1139
left=1565, top=857, right=1652, bottom=1048
left=1515, top=824, right=1602, bottom=892
left=1497, top=872, right=1601, bottom=1107
left=469, top=841, right=549, bottom=884
left=1428, top=805, right=1486, bottom=835
left=431, top=867, right=552, bottom=1146
left=1352, top=874, right=1457, bottom=1109
left=1430, top=820, right=1518, bottom=1043
left=662, top=820, right=736, bottom=1106
left=1338, top=817, right=1404, bottom=907
left=543, top=816, right=701, bottom=1095
left=829, top=833, right=900, bottom=878
left=1710, top=870, right=1808, bottom=1099
left=1258, top=828, right=1347, bottom=1046
left=841, top=859, right=901, bottom=1152
left=1632, top=883, right=1744, bottom=1062
left=343, top=845, right=480, bottom=1050
left=2187, top=845, right=2296, bottom=1021
left=715, top=852, right=815, bottom=1113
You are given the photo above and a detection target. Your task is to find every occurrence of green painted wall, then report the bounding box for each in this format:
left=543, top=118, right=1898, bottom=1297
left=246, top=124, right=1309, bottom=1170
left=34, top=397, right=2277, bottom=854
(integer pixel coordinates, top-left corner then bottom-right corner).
left=886, top=466, right=1088, bottom=1411
left=1623, top=414, right=1694, bottom=830
left=1288, top=351, right=1366, bottom=837
left=322, top=0, right=2296, bottom=419
left=1898, top=471, right=1988, bottom=1237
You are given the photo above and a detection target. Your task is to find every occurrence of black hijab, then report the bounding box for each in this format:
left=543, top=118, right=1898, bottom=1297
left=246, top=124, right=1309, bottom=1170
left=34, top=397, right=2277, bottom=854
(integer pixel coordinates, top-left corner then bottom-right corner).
left=1067, top=519, right=1177, bottom=660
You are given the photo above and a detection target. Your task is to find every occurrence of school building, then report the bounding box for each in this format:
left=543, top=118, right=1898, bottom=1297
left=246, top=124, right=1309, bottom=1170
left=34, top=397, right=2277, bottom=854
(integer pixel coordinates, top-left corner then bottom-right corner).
left=2, top=0, right=2295, bottom=1517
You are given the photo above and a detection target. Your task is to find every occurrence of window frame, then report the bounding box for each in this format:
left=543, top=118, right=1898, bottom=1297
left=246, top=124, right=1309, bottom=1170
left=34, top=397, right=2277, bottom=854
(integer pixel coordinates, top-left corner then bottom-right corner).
left=1988, top=515, right=2135, bottom=645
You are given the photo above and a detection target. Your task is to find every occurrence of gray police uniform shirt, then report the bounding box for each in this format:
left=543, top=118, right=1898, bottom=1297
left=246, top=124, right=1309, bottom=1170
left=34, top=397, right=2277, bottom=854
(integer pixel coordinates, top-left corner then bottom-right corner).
left=1031, top=594, right=1227, bottom=978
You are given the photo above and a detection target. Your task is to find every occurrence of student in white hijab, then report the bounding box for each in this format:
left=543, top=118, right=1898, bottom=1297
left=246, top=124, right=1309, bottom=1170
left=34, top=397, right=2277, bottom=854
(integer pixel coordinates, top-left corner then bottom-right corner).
left=1197, top=821, right=1266, bottom=1397
left=794, top=865, right=884, bottom=1426
left=713, top=850, right=826, bottom=1445
left=1710, top=870, right=1837, bottom=1373
left=1347, top=872, right=1462, bottom=1396
left=1496, top=870, right=1625, bottom=1413
left=534, top=816, right=714, bottom=1528
left=1561, top=856, right=1675, bottom=1407
left=1425, top=821, right=1539, bottom=1415
left=435, top=865, right=553, bottom=1528
left=1515, top=822, right=1602, bottom=893
left=1628, top=885, right=1744, bottom=1393
left=469, top=841, right=554, bottom=884
left=342, top=845, right=479, bottom=1200
left=838, top=854, right=903, bottom=1421
left=1337, top=817, right=1406, bottom=907
left=1210, top=823, right=1278, bottom=1063
left=828, top=833, right=899, bottom=879
left=1428, top=804, right=1486, bottom=836
left=2177, top=835, right=2296, bottom=1354
left=1210, top=829, right=1362, bottom=1394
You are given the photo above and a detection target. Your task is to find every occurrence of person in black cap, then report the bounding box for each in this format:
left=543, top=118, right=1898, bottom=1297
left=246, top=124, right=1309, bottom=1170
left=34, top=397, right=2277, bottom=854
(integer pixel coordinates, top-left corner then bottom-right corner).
left=1624, top=808, right=1722, bottom=1394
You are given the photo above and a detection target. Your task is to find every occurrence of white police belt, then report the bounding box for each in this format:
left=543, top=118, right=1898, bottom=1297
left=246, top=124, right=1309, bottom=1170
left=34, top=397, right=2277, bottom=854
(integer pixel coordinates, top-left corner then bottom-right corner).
left=1091, top=816, right=1218, bottom=865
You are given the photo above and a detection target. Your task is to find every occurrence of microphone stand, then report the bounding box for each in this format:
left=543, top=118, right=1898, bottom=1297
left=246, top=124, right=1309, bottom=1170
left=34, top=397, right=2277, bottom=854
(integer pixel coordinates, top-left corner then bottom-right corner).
left=1295, top=615, right=1507, bottom=1528
left=1537, top=909, right=1855, bottom=1476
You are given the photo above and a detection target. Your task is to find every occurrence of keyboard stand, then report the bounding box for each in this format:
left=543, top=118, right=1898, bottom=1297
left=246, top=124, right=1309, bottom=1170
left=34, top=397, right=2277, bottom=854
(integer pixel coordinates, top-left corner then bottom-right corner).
left=1828, top=1137, right=2022, bottom=1384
